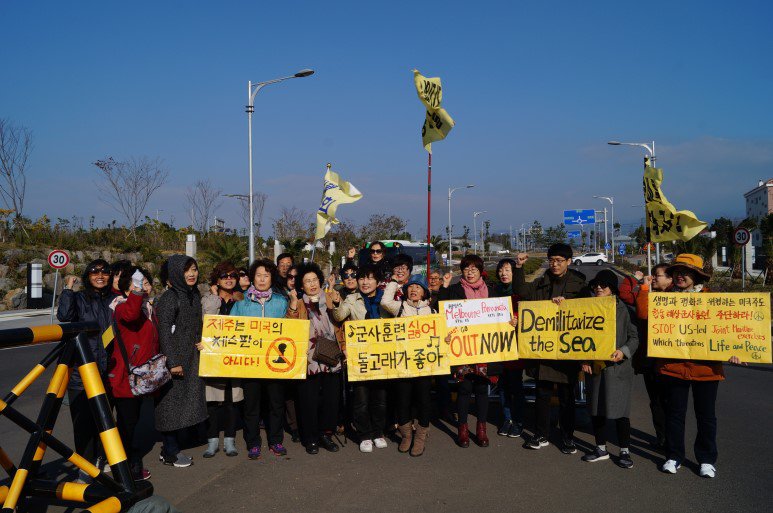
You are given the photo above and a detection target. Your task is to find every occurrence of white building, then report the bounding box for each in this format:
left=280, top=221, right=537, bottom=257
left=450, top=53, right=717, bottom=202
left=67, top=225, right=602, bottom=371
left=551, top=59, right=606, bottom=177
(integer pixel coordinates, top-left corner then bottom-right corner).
left=744, top=179, right=773, bottom=248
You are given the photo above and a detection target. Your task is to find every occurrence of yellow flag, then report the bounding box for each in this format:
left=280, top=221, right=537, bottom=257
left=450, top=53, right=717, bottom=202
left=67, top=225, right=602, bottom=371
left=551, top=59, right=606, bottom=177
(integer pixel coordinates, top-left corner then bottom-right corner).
left=643, top=164, right=707, bottom=242
left=413, top=70, right=455, bottom=153
left=314, top=164, right=362, bottom=240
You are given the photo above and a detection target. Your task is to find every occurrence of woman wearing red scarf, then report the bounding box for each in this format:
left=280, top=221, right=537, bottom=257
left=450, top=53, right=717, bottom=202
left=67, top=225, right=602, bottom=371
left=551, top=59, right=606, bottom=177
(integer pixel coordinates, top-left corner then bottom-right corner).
left=439, top=254, right=499, bottom=448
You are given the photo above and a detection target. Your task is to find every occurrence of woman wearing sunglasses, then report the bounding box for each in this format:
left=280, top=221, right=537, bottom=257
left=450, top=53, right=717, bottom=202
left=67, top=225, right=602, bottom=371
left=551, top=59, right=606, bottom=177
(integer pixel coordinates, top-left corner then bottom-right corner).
left=337, top=262, right=359, bottom=300
left=366, top=241, right=393, bottom=288
left=200, top=261, right=245, bottom=458
left=57, top=259, right=118, bottom=479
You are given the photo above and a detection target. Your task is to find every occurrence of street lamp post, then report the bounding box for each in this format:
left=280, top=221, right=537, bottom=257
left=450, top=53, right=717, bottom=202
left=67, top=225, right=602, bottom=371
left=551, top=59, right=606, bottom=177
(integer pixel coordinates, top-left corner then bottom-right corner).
left=473, top=211, right=487, bottom=256
left=247, top=69, right=314, bottom=263
left=448, top=185, right=474, bottom=267
left=593, top=196, right=614, bottom=263
left=608, top=140, right=657, bottom=268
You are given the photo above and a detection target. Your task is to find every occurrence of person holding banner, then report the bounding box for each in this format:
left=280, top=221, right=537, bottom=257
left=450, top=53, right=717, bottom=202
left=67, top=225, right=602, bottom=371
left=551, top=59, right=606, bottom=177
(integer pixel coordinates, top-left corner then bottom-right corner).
left=580, top=270, right=639, bottom=468
left=200, top=262, right=244, bottom=458
left=286, top=263, right=343, bottom=455
left=648, top=254, right=743, bottom=478
left=380, top=274, right=435, bottom=456
left=154, top=255, right=207, bottom=468
left=231, top=259, right=290, bottom=459
left=439, top=254, right=497, bottom=448
left=330, top=264, right=388, bottom=453
left=513, top=244, right=589, bottom=454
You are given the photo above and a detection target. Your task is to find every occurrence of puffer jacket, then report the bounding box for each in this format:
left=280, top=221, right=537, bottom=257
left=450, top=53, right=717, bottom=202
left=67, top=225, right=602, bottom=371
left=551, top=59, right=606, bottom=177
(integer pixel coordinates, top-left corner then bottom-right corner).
left=380, top=281, right=434, bottom=317
left=331, top=292, right=368, bottom=322
left=231, top=288, right=289, bottom=319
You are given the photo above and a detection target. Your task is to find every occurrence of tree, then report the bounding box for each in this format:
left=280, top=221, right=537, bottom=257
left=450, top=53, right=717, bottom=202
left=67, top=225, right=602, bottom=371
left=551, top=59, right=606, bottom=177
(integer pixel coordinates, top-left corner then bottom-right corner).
left=530, top=220, right=545, bottom=248
left=358, top=214, right=408, bottom=241
left=93, top=156, right=169, bottom=238
left=0, top=119, right=32, bottom=228
left=186, top=179, right=222, bottom=233
left=544, top=223, right=568, bottom=247
left=272, top=206, right=313, bottom=242
left=462, top=225, right=471, bottom=251
left=235, top=192, right=268, bottom=237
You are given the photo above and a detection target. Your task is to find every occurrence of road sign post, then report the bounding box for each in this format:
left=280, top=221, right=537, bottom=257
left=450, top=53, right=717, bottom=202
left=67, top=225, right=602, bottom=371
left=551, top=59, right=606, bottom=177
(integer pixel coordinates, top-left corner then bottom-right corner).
left=47, top=250, right=70, bottom=323
left=734, top=228, right=750, bottom=290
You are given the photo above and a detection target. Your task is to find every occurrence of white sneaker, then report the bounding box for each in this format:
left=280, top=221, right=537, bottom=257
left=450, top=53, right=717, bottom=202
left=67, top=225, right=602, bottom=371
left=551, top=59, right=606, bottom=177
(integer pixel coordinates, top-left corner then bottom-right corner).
left=699, top=464, right=716, bottom=478
left=359, top=440, right=373, bottom=453
left=373, top=437, right=388, bottom=449
left=661, top=459, right=681, bottom=474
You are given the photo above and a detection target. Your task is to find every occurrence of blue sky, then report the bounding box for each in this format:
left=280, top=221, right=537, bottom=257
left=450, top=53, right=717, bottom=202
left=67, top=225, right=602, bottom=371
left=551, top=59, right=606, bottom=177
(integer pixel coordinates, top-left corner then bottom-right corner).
left=2, top=0, right=772, bottom=240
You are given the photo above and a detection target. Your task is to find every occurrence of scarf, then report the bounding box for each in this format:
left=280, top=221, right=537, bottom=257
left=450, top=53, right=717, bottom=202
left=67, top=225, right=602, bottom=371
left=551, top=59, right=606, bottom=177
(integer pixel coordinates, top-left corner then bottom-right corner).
left=460, top=278, right=488, bottom=299
left=361, top=288, right=384, bottom=319
left=247, top=285, right=272, bottom=302
left=304, top=292, right=336, bottom=340
left=495, top=281, right=513, bottom=297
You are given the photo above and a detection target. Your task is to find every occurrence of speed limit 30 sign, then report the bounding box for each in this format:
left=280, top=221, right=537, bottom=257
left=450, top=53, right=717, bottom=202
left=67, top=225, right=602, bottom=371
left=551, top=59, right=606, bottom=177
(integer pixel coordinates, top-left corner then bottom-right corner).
left=733, top=227, right=751, bottom=247
left=47, top=250, right=70, bottom=269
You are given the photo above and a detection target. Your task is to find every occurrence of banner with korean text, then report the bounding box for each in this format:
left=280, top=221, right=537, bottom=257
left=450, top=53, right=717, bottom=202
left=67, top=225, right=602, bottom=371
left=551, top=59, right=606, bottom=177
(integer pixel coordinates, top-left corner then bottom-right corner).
left=440, top=297, right=518, bottom=365
left=517, top=296, right=617, bottom=360
left=345, top=315, right=449, bottom=382
left=647, top=292, right=771, bottom=363
left=199, top=315, right=311, bottom=379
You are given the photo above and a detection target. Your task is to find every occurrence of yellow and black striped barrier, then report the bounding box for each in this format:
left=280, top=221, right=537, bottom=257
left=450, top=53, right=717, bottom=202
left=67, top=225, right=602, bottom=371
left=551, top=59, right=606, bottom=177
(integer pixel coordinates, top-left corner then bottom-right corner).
left=0, top=323, right=152, bottom=512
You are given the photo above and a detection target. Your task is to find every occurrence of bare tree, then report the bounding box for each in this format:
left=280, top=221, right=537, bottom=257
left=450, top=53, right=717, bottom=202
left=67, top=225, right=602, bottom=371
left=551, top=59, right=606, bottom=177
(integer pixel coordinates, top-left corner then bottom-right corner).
left=0, top=119, right=32, bottom=223
left=359, top=213, right=409, bottom=241
left=93, top=156, right=169, bottom=238
left=236, top=192, right=267, bottom=237
left=272, top=206, right=314, bottom=242
left=186, top=179, right=223, bottom=233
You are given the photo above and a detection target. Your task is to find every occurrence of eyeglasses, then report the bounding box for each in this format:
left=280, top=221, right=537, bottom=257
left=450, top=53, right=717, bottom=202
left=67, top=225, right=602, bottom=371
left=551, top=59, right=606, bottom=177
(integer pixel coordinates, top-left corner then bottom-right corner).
left=370, top=248, right=383, bottom=254
left=87, top=267, right=111, bottom=275
left=343, top=272, right=356, bottom=279
left=548, top=258, right=567, bottom=264
left=219, top=272, right=238, bottom=280
left=592, top=283, right=610, bottom=289
left=288, top=274, right=297, bottom=280
left=238, top=272, right=247, bottom=277
left=393, top=265, right=409, bottom=272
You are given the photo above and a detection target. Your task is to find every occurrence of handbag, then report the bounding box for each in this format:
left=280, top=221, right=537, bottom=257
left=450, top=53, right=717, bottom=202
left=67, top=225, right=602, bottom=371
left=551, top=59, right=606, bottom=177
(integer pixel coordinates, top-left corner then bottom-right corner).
left=312, top=336, right=343, bottom=367
left=113, top=319, right=171, bottom=396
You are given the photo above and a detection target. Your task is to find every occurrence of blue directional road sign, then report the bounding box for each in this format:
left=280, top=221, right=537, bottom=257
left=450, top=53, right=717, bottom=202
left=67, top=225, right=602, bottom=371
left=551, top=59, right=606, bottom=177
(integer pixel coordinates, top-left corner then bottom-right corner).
left=604, top=242, right=611, bottom=250
left=568, top=230, right=581, bottom=239
left=618, top=243, right=626, bottom=255
left=563, top=209, right=596, bottom=225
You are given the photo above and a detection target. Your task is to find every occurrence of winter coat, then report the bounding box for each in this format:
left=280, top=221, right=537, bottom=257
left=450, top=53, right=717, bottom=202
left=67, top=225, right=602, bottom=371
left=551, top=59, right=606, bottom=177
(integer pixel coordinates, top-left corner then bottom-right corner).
left=331, top=291, right=380, bottom=322
left=287, top=293, right=343, bottom=375
left=154, top=255, right=208, bottom=432
left=108, top=292, right=160, bottom=398
left=230, top=289, right=289, bottom=319
left=57, top=287, right=117, bottom=391
left=200, top=291, right=244, bottom=403
left=586, top=298, right=640, bottom=418
left=513, top=266, right=590, bottom=384
left=380, top=281, right=434, bottom=317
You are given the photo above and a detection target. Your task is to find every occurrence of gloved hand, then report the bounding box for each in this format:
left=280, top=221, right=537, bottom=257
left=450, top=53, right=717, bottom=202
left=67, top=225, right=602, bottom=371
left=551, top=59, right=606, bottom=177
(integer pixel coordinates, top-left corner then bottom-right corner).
left=132, top=270, right=144, bottom=291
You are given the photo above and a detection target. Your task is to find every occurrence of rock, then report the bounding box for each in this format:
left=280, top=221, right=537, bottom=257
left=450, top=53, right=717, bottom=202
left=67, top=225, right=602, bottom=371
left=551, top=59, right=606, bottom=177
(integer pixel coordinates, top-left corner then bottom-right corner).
left=31, top=258, right=46, bottom=266
left=0, top=264, right=8, bottom=278
left=3, top=249, right=26, bottom=263
left=0, top=277, right=15, bottom=291
left=17, top=264, right=26, bottom=275
left=4, top=288, right=23, bottom=309
left=84, top=250, right=100, bottom=261
left=0, top=304, right=7, bottom=312
left=74, top=250, right=85, bottom=263
left=64, top=263, right=75, bottom=275
left=12, top=290, right=27, bottom=309
left=43, top=273, right=64, bottom=294
left=101, top=250, right=112, bottom=262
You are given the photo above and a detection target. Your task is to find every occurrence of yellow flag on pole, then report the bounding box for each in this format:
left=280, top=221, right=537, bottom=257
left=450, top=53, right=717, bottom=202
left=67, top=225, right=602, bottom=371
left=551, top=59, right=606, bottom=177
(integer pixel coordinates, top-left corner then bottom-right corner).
left=643, top=163, right=707, bottom=242
left=413, top=70, right=455, bottom=153
left=315, top=164, right=362, bottom=241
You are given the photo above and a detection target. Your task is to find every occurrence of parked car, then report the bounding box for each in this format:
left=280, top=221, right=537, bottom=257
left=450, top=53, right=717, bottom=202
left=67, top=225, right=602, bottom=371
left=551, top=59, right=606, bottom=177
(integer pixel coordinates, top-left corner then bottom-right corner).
left=573, top=252, right=608, bottom=266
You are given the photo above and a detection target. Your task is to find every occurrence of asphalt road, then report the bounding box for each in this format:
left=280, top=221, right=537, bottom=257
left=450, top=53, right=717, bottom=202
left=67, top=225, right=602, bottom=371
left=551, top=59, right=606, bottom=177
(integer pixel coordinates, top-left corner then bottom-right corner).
left=1, top=299, right=772, bottom=513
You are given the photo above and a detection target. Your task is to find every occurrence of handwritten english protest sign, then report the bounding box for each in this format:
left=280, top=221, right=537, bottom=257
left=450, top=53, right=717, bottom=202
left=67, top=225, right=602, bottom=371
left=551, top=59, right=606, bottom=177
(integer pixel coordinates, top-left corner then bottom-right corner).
left=517, top=296, right=617, bottom=360
left=647, top=292, right=771, bottom=363
left=199, top=315, right=310, bottom=379
left=439, top=297, right=518, bottom=365
left=345, top=315, right=449, bottom=381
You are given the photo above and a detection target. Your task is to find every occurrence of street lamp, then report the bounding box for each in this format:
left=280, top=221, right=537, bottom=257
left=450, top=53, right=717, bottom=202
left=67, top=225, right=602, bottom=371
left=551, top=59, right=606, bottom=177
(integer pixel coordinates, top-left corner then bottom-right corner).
left=593, top=195, right=614, bottom=263
left=247, top=69, right=315, bottom=263
left=608, top=140, right=658, bottom=267
left=448, top=185, right=474, bottom=265
left=473, top=210, right=487, bottom=255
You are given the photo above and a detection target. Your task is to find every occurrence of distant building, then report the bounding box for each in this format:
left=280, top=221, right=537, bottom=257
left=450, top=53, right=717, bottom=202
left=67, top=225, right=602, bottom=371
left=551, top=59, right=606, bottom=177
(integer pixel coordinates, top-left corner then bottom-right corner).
left=209, top=217, right=226, bottom=233
left=744, top=179, right=773, bottom=248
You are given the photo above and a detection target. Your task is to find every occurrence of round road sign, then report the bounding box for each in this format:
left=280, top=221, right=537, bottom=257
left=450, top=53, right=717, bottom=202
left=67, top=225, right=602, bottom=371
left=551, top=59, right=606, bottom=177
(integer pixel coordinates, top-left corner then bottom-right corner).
left=47, top=250, right=70, bottom=269
left=733, top=227, right=751, bottom=246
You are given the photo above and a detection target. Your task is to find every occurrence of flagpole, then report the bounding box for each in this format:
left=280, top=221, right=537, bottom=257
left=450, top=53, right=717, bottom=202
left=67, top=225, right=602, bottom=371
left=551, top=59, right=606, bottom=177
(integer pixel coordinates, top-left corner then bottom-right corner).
left=426, top=152, right=432, bottom=277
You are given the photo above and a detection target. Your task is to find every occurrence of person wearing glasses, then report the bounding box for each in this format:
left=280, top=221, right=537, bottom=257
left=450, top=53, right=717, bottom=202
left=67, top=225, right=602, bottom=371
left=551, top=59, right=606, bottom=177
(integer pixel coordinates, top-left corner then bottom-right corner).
left=513, top=243, right=590, bottom=455
left=276, top=253, right=295, bottom=292
left=200, top=262, right=244, bottom=458
left=237, top=267, right=250, bottom=293
left=581, top=270, right=639, bottom=469
left=58, top=259, right=118, bottom=480
left=366, top=241, right=393, bottom=289
left=336, top=262, right=359, bottom=300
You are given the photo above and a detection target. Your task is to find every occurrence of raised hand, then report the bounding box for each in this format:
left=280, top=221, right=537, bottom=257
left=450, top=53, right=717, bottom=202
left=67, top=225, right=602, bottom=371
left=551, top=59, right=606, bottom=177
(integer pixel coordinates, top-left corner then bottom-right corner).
left=442, top=272, right=452, bottom=288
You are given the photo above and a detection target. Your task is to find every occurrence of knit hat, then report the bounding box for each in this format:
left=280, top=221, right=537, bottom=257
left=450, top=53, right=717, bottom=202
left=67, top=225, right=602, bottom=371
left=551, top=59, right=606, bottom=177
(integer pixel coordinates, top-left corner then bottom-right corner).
left=589, top=269, right=619, bottom=295
left=402, top=274, right=430, bottom=300
left=668, top=253, right=711, bottom=281
left=547, top=243, right=573, bottom=261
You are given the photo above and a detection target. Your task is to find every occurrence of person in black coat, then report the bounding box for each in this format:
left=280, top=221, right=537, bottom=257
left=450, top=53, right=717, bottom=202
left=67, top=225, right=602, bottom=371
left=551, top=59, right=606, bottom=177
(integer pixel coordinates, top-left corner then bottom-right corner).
left=57, top=258, right=117, bottom=474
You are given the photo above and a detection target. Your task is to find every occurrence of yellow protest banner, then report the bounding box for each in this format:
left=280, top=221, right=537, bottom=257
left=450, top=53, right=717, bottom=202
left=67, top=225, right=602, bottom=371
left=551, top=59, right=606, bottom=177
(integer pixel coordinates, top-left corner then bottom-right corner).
left=314, top=163, right=362, bottom=241
left=439, top=297, right=518, bottom=365
left=517, top=296, right=617, bottom=360
left=199, top=315, right=310, bottom=379
left=643, top=163, right=707, bottom=242
left=413, top=69, right=455, bottom=153
left=345, top=315, right=449, bottom=382
left=647, top=292, right=771, bottom=363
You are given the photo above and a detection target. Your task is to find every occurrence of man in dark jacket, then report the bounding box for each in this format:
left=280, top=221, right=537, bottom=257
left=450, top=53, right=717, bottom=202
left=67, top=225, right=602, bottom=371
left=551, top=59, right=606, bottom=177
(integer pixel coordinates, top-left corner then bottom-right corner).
left=513, top=243, right=589, bottom=454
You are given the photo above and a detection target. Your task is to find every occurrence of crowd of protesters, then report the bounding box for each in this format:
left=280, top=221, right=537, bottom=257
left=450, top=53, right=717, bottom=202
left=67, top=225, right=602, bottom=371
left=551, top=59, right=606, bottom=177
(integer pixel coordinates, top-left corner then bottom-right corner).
left=56, top=242, right=744, bottom=484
